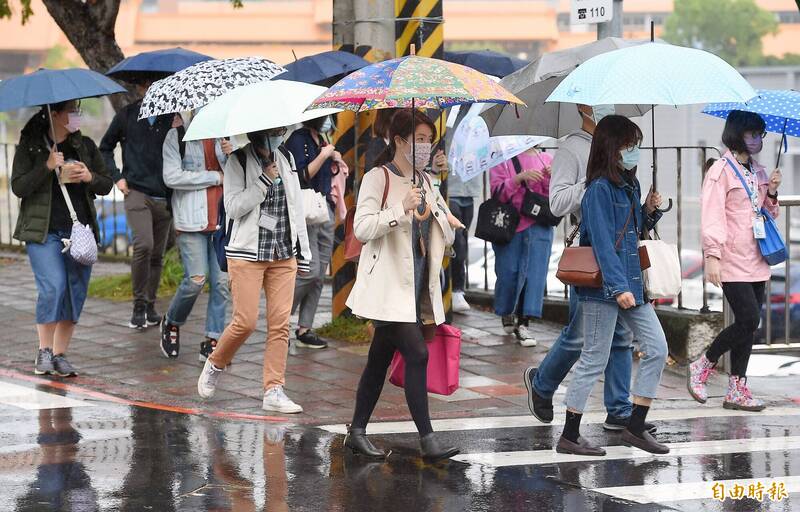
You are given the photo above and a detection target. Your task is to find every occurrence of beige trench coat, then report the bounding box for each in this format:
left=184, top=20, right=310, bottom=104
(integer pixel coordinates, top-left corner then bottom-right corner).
left=346, top=166, right=456, bottom=325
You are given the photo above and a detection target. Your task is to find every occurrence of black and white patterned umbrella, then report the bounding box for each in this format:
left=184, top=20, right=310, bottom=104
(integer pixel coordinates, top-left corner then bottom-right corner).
left=138, top=57, right=286, bottom=119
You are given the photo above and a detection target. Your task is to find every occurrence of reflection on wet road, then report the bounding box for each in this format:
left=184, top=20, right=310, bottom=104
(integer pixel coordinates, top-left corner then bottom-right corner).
left=0, top=382, right=798, bottom=511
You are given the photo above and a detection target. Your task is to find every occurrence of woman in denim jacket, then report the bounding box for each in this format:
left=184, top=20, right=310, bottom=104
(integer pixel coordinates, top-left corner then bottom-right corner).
left=557, top=115, right=670, bottom=457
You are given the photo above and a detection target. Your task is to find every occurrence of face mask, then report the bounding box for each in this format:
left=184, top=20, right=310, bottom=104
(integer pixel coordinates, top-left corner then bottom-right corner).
left=180, top=110, right=194, bottom=126
left=320, top=117, right=333, bottom=133
left=65, top=113, right=82, bottom=133
left=267, top=134, right=284, bottom=151
left=620, top=145, right=640, bottom=171
left=402, top=139, right=432, bottom=172
left=590, top=104, right=615, bottom=125
left=230, top=133, right=249, bottom=150
left=743, top=134, right=763, bottom=155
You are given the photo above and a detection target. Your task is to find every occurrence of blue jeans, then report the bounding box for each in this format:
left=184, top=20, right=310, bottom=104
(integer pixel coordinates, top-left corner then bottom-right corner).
left=565, top=300, right=668, bottom=413
left=533, top=287, right=635, bottom=417
left=27, top=231, right=92, bottom=324
left=493, top=224, right=554, bottom=318
left=166, top=232, right=229, bottom=339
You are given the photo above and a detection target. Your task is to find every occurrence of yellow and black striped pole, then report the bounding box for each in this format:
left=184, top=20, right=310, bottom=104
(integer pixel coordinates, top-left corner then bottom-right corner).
left=394, top=0, right=452, bottom=321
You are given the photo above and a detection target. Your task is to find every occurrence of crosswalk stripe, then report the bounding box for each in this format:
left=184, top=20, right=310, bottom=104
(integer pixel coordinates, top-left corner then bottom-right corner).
left=593, top=475, right=800, bottom=504
left=452, top=435, right=800, bottom=467
left=0, top=382, right=93, bottom=410
left=317, top=406, right=800, bottom=434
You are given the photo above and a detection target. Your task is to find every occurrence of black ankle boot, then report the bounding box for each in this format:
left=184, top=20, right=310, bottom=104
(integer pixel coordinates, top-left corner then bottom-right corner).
left=344, top=428, right=387, bottom=459
left=419, top=433, right=459, bottom=462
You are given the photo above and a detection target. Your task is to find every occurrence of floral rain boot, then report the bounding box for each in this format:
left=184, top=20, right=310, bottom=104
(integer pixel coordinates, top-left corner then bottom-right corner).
left=687, top=354, right=715, bottom=404
left=723, top=376, right=765, bottom=412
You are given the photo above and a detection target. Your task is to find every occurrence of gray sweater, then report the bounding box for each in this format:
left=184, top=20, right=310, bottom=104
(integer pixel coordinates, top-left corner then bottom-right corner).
left=549, top=130, right=593, bottom=219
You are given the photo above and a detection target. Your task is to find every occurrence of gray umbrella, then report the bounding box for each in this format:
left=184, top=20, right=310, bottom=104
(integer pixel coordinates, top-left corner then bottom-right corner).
left=481, top=38, right=653, bottom=138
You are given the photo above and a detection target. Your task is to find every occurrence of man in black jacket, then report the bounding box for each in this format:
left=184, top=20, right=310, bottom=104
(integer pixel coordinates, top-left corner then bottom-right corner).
left=100, top=80, right=174, bottom=330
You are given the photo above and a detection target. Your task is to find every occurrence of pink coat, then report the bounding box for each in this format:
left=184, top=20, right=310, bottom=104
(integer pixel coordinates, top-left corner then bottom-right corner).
left=490, top=151, right=553, bottom=233
left=701, top=151, right=779, bottom=283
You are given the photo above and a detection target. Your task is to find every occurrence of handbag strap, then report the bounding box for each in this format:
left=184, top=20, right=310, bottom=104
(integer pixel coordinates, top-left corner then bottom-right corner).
left=724, top=157, right=761, bottom=216
left=44, top=137, right=79, bottom=225
left=565, top=201, right=634, bottom=248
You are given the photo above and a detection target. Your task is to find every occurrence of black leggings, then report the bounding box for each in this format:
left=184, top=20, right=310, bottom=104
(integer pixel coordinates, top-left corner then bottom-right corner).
left=351, top=322, right=432, bottom=436
left=706, top=281, right=766, bottom=377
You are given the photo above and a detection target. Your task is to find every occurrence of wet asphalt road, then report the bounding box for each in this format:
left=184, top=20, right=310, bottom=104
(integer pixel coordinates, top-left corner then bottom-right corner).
left=1, top=382, right=798, bottom=511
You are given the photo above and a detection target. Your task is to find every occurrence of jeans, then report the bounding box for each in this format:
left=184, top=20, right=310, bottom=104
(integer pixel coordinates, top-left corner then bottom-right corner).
left=493, top=223, right=554, bottom=318
left=565, top=300, right=668, bottom=413
left=292, top=205, right=334, bottom=329
left=706, top=281, right=766, bottom=377
left=27, top=231, right=92, bottom=324
left=449, top=197, right=474, bottom=292
left=124, top=189, right=172, bottom=305
left=534, top=288, right=634, bottom=417
left=165, top=232, right=229, bottom=339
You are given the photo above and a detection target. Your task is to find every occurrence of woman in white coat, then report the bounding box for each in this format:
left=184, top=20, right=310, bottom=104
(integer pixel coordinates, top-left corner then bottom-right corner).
left=345, top=109, right=464, bottom=462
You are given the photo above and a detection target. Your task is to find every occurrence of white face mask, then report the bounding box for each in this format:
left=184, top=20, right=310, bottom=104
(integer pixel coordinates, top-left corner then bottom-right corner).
left=230, top=133, right=250, bottom=150
left=402, top=139, right=432, bottom=172
left=320, top=117, right=334, bottom=133
left=65, top=113, right=82, bottom=133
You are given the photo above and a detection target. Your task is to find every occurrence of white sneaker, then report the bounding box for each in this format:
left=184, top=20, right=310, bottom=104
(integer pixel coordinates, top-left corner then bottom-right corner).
left=198, top=358, right=224, bottom=399
left=262, top=386, right=304, bottom=414
left=514, top=324, right=537, bottom=347
left=452, top=291, right=471, bottom=313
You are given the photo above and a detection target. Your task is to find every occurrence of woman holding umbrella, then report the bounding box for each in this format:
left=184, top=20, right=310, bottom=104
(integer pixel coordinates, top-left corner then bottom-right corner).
left=344, top=109, right=464, bottom=461
left=12, top=100, right=113, bottom=377
left=689, top=110, right=782, bottom=412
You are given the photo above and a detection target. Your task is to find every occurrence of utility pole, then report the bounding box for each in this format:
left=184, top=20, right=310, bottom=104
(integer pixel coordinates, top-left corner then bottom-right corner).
left=354, top=0, right=395, bottom=61
left=597, top=0, right=623, bottom=39
left=333, top=0, right=355, bottom=48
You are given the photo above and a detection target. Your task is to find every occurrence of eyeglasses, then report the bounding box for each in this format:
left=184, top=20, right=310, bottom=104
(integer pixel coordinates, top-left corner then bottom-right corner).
left=623, top=142, right=639, bottom=151
left=745, top=131, right=767, bottom=140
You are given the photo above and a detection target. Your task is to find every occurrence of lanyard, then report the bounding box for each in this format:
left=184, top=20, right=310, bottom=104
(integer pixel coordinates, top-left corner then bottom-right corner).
left=724, top=157, right=760, bottom=216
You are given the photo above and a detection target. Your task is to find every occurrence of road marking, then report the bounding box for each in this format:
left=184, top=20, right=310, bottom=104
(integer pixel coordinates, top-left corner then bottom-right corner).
left=593, top=475, right=800, bottom=504
left=317, top=406, right=800, bottom=434
left=0, top=382, right=94, bottom=410
left=452, top=435, right=800, bottom=467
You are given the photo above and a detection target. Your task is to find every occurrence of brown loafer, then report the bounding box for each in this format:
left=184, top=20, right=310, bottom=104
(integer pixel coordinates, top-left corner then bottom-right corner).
left=621, top=429, right=670, bottom=454
left=556, top=436, right=606, bottom=456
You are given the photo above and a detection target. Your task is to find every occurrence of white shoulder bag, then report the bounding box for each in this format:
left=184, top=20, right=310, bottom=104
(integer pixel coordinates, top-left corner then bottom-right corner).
left=302, top=188, right=330, bottom=226
left=639, top=232, right=681, bottom=300
left=57, top=172, right=98, bottom=266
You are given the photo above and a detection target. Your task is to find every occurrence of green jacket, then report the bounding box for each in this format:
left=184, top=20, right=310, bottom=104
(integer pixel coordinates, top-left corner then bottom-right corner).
left=12, top=112, right=113, bottom=244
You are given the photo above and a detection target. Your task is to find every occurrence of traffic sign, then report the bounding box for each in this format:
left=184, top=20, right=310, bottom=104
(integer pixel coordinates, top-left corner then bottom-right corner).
left=570, top=0, right=613, bottom=25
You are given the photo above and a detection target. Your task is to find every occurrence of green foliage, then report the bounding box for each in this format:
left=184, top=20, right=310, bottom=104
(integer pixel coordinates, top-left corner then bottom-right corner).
left=663, top=0, right=778, bottom=67
left=0, top=0, right=33, bottom=23
left=316, top=315, right=372, bottom=344
left=88, top=247, right=185, bottom=301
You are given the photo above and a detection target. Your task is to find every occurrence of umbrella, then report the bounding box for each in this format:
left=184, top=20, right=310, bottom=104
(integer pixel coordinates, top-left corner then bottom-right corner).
left=481, top=37, right=652, bottom=138
left=138, top=57, right=286, bottom=119
left=274, top=50, right=370, bottom=86
left=703, top=89, right=800, bottom=167
left=0, top=68, right=126, bottom=112
left=488, top=135, right=552, bottom=169
left=183, top=80, right=342, bottom=141
left=444, top=50, right=527, bottom=79
left=106, top=47, right=212, bottom=82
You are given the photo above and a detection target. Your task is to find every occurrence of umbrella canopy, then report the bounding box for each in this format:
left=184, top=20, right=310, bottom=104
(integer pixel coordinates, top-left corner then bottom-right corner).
left=307, top=55, right=523, bottom=112
left=138, top=57, right=286, bottom=119
left=481, top=38, right=652, bottom=138
left=0, top=68, right=126, bottom=111
left=703, top=89, right=800, bottom=138
left=274, top=50, right=370, bottom=86
left=546, top=42, right=757, bottom=106
left=106, top=47, right=212, bottom=82
left=444, top=50, right=527, bottom=79
left=488, top=135, right=553, bottom=169
left=183, top=80, right=342, bottom=141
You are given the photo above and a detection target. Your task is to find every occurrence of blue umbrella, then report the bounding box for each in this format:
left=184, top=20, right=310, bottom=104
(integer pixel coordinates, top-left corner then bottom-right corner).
left=0, top=68, right=127, bottom=112
left=274, top=50, right=370, bottom=86
left=444, top=50, right=527, bottom=78
left=703, top=89, right=800, bottom=166
left=106, top=47, right=212, bottom=82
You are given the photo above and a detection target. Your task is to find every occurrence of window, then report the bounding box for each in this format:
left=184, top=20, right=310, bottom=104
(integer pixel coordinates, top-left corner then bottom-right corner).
left=777, top=11, right=800, bottom=24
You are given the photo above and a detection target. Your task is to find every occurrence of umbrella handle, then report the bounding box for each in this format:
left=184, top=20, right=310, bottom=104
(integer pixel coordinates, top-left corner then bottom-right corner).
left=658, top=198, right=673, bottom=213
left=414, top=203, right=432, bottom=221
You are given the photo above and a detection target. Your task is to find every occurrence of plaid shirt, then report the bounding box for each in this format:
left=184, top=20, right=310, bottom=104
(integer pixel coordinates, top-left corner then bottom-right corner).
left=256, top=161, right=293, bottom=262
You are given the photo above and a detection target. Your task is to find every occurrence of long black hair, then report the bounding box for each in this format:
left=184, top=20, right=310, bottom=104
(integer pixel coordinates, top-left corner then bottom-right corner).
left=373, top=108, right=437, bottom=168
left=585, top=115, right=643, bottom=187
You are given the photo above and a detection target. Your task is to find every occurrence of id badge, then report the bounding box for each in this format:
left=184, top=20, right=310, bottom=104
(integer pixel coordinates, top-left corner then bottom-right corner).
left=258, top=213, right=278, bottom=232
left=753, top=215, right=766, bottom=240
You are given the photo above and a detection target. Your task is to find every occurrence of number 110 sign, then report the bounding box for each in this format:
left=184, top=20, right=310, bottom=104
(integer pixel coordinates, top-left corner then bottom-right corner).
left=570, top=0, right=613, bottom=25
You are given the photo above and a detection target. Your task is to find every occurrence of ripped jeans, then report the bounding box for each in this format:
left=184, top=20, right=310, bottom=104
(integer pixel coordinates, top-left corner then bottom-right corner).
left=165, top=232, right=229, bottom=339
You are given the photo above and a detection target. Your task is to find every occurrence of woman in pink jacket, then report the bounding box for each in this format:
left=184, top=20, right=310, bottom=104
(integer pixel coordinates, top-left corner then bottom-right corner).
left=690, top=111, right=782, bottom=411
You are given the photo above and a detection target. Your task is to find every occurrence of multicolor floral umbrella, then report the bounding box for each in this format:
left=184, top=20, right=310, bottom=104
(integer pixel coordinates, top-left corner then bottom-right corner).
left=307, top=55, right=523, bottom=112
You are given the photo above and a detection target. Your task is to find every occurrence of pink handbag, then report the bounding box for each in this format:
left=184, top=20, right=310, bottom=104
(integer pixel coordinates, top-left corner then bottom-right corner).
left=389, top=324, right=461, bottom=396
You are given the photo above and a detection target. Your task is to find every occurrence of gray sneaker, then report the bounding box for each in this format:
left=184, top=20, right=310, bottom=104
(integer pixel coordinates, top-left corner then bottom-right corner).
left=52, top=354, right=78, bottom=377
left=197, top=358, right=224, bottom=399
left=34, top=348, right=55, bottom=375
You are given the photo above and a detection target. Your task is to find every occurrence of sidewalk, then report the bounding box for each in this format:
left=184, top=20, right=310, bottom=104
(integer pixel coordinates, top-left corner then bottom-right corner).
left=0, top=251, right=747, bottom=425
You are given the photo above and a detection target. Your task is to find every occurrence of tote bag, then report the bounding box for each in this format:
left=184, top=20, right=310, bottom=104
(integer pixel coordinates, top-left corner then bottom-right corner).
left=302, top=189, right=330, bottom=226
left=389, top=324, right=461, bottom=396
left=639, top=236, right=682, bottom=299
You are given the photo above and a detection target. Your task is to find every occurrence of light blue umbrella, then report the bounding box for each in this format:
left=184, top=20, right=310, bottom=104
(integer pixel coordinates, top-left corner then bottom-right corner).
left=703, top=89, right=800, bottom=166
left=546, top=42, right=756, bottom=106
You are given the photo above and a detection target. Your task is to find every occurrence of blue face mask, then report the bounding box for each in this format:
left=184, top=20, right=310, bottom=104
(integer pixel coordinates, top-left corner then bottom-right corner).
left=590, top=104, right=615, bottom=125
left=620, top=145, right=640, bottom=170
left=320, top=117, right=333, bottom=133
left=267, top=135, right=284, bottom=151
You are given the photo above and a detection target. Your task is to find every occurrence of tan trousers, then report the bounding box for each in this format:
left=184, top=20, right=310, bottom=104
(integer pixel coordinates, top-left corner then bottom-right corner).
left=209, top=257, right=297, bottom=390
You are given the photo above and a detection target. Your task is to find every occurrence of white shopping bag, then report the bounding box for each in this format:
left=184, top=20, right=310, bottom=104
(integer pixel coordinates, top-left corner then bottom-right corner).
left=640, top=239, right=682, bottom=300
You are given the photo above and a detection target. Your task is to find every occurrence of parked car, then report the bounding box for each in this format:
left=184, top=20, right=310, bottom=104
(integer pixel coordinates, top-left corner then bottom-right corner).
left=94, top=198, right=130, bottom=254
left=757, top=263, right=800, bottom=343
